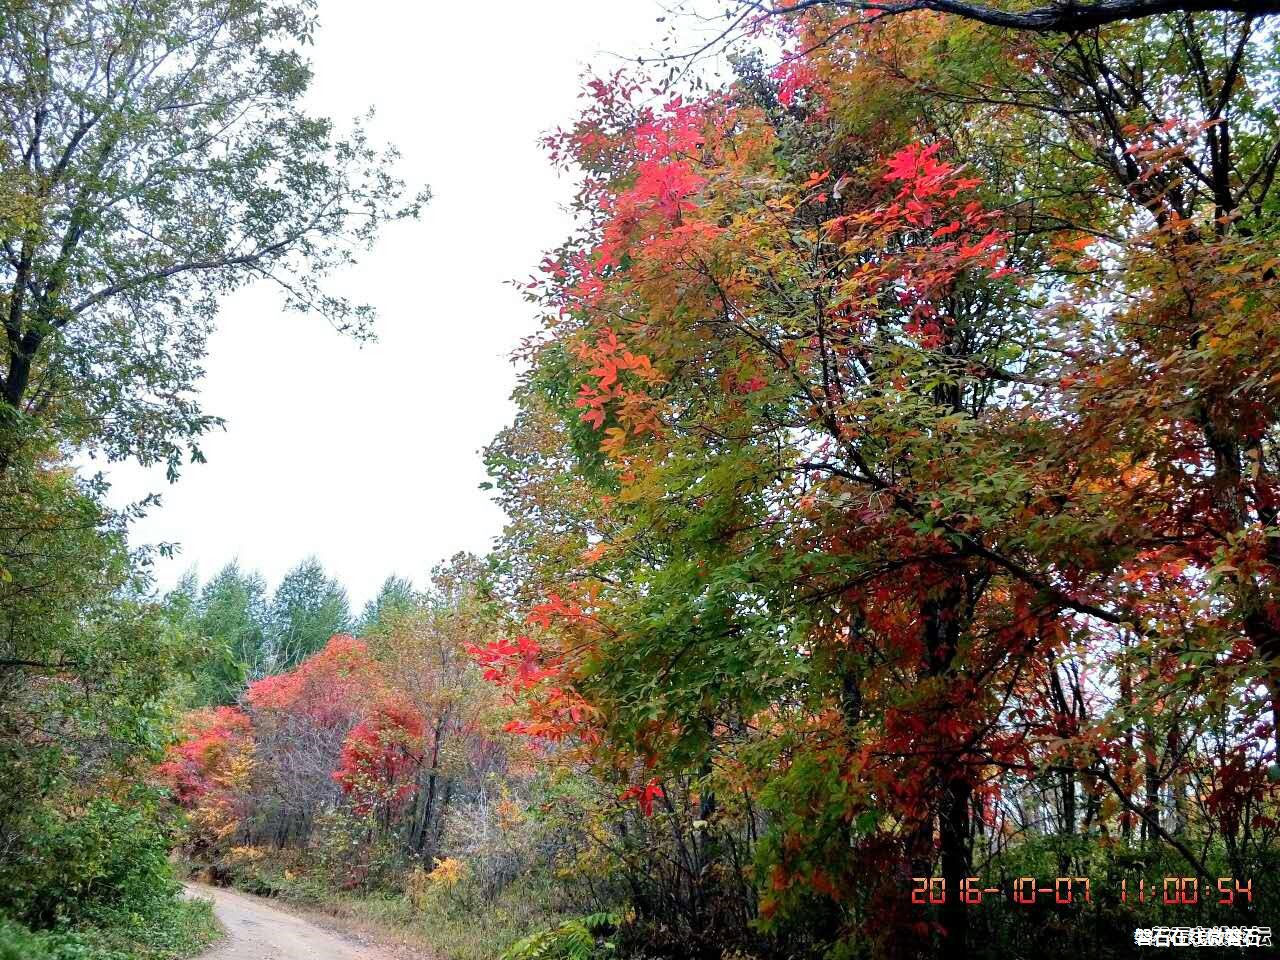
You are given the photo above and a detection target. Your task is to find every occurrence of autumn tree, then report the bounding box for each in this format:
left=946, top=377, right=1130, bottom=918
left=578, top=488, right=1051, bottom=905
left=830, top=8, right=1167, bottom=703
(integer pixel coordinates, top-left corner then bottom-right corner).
left=157, top=705, right=255, bottom=860
left=365, top=553, right=510, bottom=859
left=715, top=0, right=1280, bottom=35
left=480, top=8, right=1280, bottom=957
left=723, top=0, right=1280, bottom=743
left=333, top=702, right=426, bottom=826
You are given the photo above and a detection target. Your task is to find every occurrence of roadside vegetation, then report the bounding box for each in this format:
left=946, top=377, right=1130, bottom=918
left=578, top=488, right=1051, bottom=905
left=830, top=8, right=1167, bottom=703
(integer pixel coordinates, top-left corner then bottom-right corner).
left=0, top=900, right=218, bottom=960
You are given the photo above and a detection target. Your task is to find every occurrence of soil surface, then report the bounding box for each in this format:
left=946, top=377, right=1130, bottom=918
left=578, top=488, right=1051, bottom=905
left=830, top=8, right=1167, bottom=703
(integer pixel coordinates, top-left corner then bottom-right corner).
left=187, top=882, right=395, bottom=960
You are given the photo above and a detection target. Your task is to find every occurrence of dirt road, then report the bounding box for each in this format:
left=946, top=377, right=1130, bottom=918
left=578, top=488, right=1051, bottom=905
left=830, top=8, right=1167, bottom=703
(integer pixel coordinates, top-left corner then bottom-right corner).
left=187, top=883, right=394, bottom=960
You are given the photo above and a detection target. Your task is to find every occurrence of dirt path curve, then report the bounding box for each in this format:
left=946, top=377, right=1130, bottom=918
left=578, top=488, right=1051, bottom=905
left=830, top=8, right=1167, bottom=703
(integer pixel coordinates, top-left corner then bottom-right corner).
left=187, top=882, right=394, bottom=960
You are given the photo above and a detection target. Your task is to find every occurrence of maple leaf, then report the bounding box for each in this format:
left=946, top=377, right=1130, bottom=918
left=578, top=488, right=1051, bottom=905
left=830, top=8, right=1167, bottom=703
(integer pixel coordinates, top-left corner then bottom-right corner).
left=804, top=168, right=832, bottom=189
left=620, top=778, right=665, bottom=816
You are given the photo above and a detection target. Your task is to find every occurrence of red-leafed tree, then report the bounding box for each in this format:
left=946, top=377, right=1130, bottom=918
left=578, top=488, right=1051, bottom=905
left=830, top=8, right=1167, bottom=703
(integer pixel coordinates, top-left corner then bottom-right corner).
left=157, top=706, right=254, bottom=806
left=157, top=706, right=256, bottom=858
left=246, top=634, right=386, bottom=727
left=333, top=701, right=426, bottom=823
left=238, top=634, right=390, bottom=845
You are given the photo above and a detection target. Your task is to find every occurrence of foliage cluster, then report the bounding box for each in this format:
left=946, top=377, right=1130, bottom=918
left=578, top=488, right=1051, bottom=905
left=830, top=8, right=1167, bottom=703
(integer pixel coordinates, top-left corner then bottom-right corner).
left=162, top=556, right=357, bottom=706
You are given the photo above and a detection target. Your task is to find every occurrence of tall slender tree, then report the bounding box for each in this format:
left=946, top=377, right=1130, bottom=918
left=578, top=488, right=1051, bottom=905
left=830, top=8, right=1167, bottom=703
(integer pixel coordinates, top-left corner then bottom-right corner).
left=267, top=556, right=350, bottom=671
left=358, top=574, right=417, bottom=635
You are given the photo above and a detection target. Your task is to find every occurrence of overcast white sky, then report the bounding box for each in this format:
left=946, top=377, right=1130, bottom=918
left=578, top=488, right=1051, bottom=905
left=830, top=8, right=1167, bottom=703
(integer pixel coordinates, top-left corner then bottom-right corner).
left=106, top=1, right=728, bottom=609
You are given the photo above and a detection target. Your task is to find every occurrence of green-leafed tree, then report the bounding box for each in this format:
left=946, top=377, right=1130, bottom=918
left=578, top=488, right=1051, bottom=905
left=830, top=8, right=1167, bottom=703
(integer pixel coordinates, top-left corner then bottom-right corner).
left=357, top=575, right=417, bottom=635
left=268, top=556, right=350, bottom=671
left=159, top=568, right=205, bottom=702
left=193, top=561, right=270, bottom=704
left=0, top=0, right=428, bottom=480
left=0, top=461, right=187, bottom=927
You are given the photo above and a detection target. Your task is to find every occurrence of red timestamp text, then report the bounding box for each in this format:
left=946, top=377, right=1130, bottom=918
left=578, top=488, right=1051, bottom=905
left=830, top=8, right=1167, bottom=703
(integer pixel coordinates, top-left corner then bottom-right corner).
left=910, top=877, right=1254, bottom=906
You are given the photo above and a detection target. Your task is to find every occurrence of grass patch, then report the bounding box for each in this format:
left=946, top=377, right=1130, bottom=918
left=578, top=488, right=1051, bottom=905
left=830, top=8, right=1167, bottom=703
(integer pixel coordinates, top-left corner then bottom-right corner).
left=80, top=897, right=221, bottom=960
left=313, top=876, right=579, bottom=960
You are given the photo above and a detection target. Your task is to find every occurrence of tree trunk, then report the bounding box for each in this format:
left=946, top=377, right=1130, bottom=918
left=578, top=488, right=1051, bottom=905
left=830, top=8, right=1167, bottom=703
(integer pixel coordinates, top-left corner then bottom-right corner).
left=923, top=586, right=972, bottom=960
left=938, top=776, right=973, bottom=960
left=1119, top=638, right=1135, bottom=843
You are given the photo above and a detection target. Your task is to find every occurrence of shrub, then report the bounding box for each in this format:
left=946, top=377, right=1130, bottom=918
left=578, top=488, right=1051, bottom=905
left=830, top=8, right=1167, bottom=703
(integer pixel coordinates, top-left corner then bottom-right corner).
left=0, top=918, right=58, bottom=960
left=0, top=794, right=177, bottom=928
left=309, top=808, right=405, bottom=891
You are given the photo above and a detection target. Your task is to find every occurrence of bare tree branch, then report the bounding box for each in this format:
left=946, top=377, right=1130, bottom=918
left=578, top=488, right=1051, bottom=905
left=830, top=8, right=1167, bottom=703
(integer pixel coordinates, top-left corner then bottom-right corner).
left=745, top=0, right=1279, bottom=33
